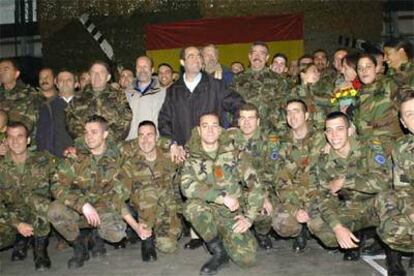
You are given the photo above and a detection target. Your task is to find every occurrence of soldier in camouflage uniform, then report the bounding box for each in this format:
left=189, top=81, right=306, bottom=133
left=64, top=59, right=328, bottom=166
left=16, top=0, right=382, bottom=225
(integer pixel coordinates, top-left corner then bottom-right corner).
left=270, top=99, right=325, bottom=252
left=0, top=110, right=7, bottom=144
left=48, top=115, right=130, bottom=269
left=226, top=103, right=276, bottom=250
left=0, top=122, right=55, bottom=271
left=121, top=120, right=181, bottom=262
left=292, top=63, right=334, bottom=130
left=181, top=113, right=264, bottom=275
left=313, top=49, right=337, bottom=85
left=229, top=42, right=290, bottom=134
left=373, top=89, right=414, bottom=275
left=354, top=54, right=404, bottom=155
left=0, top=59, right=40, bottom=135
left=384, top=38, right=414, bottom=89
left=308, top=112, right=391, bottom=262
left=65, top=60, right=132, bottom=142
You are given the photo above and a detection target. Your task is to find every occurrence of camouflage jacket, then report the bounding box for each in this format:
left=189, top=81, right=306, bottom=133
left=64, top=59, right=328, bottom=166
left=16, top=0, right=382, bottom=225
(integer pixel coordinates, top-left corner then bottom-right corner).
left=229, top=68, right=290, bottom=133
left=354, top=77, right=403, bottom=148
left=274, top=127, right=326, bottom=214
left=0, top=151, right=56, bottom=226
left=0, top=82, right=40, bottom=132
left=51, top=143, right=129, bottom=216
left=291, top=81, right=335, bottom=130
left=387, top=61, right=414, bottom=89
left=392, top=134, right=414, bottom=215
left=181, top=131, right=264, bottom=223
left=120, top=141, right=177, bottom=207
left=315, top=138, right=391, bottom=229
left=65, top=85, right=132, bottom=141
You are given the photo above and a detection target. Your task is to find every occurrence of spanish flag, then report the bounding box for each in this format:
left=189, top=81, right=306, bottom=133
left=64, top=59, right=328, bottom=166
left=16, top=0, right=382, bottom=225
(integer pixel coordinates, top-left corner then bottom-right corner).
left=145, top=14, right=304, bottom=71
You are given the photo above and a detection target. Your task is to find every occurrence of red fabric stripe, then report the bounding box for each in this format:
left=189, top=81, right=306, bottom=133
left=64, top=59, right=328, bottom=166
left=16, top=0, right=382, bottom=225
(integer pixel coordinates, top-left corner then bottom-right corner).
left=145, top=14, right=303, bottom=50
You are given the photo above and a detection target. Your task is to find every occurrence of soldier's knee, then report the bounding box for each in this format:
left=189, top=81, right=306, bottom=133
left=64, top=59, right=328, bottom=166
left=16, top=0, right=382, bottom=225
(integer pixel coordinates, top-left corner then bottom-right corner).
left=272, top=213, right=301, bottom=237
left=47, top=201, right=66, bottom=223
left=156, top=237, right=178, bottom=254
left=98, top=213, right=126, bottom=243
left=231, top=251, right=256, bottom=268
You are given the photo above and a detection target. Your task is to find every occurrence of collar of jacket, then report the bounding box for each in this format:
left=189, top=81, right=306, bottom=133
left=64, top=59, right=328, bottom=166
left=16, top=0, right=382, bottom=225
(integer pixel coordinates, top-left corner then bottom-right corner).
left=132, top=77, right=160, bottom=95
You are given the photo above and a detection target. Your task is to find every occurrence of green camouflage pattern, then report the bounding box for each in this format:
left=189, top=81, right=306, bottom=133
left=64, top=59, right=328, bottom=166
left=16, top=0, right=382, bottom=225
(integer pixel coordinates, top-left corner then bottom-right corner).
left=354, top=77, right=403, bottom=154
left=121, top=142, right=181, bottom=253
left=229, top=68, right=290, bottom=133
left=0, top=151, right=55, bottom=244
left=308, top=138, right=391, bottom=247
left=374, top=134, right=414, bottom=252
left=48, top=143, right=128, bottom=242
left=387, top=61, right=414, bottom=89
left=65, top=85, right=132, bottom=141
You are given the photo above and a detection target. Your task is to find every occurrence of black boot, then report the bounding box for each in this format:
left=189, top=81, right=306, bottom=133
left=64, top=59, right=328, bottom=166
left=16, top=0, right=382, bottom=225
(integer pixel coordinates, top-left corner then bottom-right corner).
left=184, top=238, right=203, bottom=249
left=11, top=234, right=30, bottom=261
left=292, top=226, right=307, bottom=252
left=361, top=239, right=384, bottom=256
left=385, top=246, right=407, bottom=276
left=68, top=231, right=89, bottom=269
left=33, top=236, right=51, bottom=271
left=90, top=229, right=106, bottom=257
left=255, top=233, right=272, bottom=250
left=112, top=238, right=127, bottom=249
left=141, top=236, right=157, bottom=262
left=200, top=237, right=229, bottom=276
left=343, top=248, right=360, bottom=261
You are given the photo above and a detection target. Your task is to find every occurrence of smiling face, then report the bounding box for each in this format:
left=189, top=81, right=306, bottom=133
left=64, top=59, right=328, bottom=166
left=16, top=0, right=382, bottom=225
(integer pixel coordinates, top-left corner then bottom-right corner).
left=357, top=57, right=377, bottom=85
left=158, top=65, right=173, bottom=87
left=300, top=64, right=320, bottom=85
left=400, top=98, right=414, bottom=134
left=136, top=57, right=153, bottom=84
left=84, top=122, right=108, bottom=153
left=270, top=57, right=287, bottom=74
left=249, top=45, right=269, bottom=71
left=198, top=114, right=221, bottom=149
left=325, top=117, right=352, bottom=152
left=180, top=47, right=203, bottom=75
left=286, top=102, right=308, bottom=131
left=138, top=124, right=157, bottom=155
left=6, top=126, right=29, bottom=156
left=384, top=47, right=407, bottom=70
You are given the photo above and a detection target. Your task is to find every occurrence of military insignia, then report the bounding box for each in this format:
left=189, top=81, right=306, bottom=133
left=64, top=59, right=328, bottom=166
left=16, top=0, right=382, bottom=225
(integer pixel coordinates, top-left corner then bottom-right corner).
left=372, top=139, right=381, bottom=145
left=268, top=134, right=278, bottom=144
left=374, top=154, right=386, bottom=165
left=214, top=166, right=224, bottom=179
left=270, top=150, right=279, bottom=160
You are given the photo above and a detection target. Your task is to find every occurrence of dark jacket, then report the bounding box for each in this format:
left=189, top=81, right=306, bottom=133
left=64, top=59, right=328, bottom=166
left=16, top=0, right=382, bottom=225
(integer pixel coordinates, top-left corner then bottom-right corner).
left=158, top=72, right=244, bottom=145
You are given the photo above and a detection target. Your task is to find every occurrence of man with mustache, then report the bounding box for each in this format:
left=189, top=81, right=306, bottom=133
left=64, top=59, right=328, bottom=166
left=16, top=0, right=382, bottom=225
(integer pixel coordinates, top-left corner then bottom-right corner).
left=230, top=41, right=290, bottom=134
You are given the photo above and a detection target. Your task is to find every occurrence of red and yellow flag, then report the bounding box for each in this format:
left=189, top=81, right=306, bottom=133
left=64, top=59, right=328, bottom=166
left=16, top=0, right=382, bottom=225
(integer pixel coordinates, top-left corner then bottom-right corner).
left=145, top=14, right=304, bottom=71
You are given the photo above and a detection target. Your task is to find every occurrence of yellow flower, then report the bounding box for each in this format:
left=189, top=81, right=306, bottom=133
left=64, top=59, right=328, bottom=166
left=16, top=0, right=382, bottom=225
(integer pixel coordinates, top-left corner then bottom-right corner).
left=350, top=89, right=358, bottom=97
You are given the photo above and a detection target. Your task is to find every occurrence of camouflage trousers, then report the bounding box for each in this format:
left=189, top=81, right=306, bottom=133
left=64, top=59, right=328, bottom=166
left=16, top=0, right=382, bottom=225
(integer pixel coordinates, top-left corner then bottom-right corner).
left=0, top=196, right=50, bottom=248
left=307, top=198, right=379, bottom=248
left=130, top=185, right=181, bottom=253
left=48, top=201, right=126, bottom=243
left=374, top=190, right=414, bottom=253
left=254, top=213, right=272, bottom=235
left=184, top=199, right=257, bottom=267
left=272, top=202, right=319, bottom=238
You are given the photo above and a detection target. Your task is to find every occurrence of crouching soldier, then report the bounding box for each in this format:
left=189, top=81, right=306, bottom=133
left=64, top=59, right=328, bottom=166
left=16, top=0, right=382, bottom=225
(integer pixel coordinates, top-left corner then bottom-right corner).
left=0, top=122, right=55, bottom=271
left=181, top=113, right=264, bottom=275
left=48, top=115, right=129, bottom=269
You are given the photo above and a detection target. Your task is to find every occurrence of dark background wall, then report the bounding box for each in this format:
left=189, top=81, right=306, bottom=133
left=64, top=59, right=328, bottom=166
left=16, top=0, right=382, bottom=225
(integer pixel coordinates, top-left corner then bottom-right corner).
left=37, top=0, right=384, bottom=73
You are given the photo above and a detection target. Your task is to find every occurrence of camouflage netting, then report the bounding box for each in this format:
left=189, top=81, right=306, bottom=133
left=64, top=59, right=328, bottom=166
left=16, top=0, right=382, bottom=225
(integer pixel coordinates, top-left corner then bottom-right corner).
left=37, top=0, right=383, bottom=73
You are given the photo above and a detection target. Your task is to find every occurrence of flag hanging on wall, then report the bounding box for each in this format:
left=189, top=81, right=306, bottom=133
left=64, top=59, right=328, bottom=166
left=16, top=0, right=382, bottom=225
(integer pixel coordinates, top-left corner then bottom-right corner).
left=145, top=14, right=304, bottom=71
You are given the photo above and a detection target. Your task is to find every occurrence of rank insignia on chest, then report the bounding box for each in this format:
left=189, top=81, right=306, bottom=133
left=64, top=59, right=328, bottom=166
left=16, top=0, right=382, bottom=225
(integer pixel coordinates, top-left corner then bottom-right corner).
left=214, top=166, right=224, bottom=179
left=374, top=154, right=386, bottom=165
left=270, top=149, right=279, bottom=160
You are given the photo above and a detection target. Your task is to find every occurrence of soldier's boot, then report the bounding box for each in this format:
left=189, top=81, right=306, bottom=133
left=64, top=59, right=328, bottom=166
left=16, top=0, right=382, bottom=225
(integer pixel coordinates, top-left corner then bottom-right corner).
left=409, top=254, right=413, bottom=269
left=361, top=239, right=384, bottom=256
left=68, top=232, right=89, bottom=269
left=385, top=246, right=406, bottom=276
left=11, top=234, right=30, bottom=261
left=112, top=238, right=127, bottom=250
left=200, top=237, right=229, bottom=276
left=255, top=232, right=272, bottom=250
left=90, top=229, right=106, bottom=257
left=33, top=236, right=51, bottom=271
left=141, top=235, right=157, bottom=262
left=343, top=248, right=360, bottom=261
left=184, top=238, right=204, bottom=249
left=292, top=227, right=307, bottom=252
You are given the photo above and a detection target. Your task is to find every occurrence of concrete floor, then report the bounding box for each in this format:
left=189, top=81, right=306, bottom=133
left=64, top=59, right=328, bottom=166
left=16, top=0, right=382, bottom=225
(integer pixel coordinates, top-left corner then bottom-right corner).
left=0, top=237, right=412, bottom=276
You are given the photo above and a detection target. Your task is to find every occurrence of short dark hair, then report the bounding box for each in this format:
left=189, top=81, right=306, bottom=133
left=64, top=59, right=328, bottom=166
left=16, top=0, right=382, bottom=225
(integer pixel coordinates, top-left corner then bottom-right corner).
left=286, top=99, right=308, bottom=113
left=157, top=63, right=173, bottom=72
left=272, top=53, right=288, bottom=64
left=250, top=41, right=269, bottom=52
left=384, top=38, right=413, bottom=59
left=399, top=86, right=414, bottom=107
left=179, top=46, right=200, bottom=60
left=85, top=115, right=108, bottom=131
left=0, top=58, right=20, bottom=71
left=298, top=54, right=314, bottom=66
left=39, top=67, right=55, bottom=77
left=357, top=53, right=377, bottom=67
left=138, top=120, right=157, bottom=133
left=7, top=121, right=29, bottom=138
left=313, top=49, right=327, bottom=57
left=325, top=111, right=351, bottom=128
left=198, top=112, right=220, bottom=126
left=89, top=60, right=111, bottom=75
left=239, top=103, right=260, bottom=118
left=343, top=52, right=361, bottom=70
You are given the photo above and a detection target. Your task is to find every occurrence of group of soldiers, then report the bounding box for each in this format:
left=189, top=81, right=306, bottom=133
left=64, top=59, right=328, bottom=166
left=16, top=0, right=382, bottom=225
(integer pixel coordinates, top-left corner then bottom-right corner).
left=0, top=37, right=413, bottom=276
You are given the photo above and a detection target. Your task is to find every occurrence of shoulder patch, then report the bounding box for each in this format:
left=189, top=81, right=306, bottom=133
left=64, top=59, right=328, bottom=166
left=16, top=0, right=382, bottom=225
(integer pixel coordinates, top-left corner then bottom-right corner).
left=268, top=134, right=278, bottom=144
left=270, top=149, right=279, bottom=160
left=374, top=154, right=386, bottom=165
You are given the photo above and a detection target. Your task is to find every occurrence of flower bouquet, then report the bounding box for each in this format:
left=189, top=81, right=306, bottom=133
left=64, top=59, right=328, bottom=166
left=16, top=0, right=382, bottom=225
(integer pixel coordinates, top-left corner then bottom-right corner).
left=330, top=87, right=359, bottom=109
